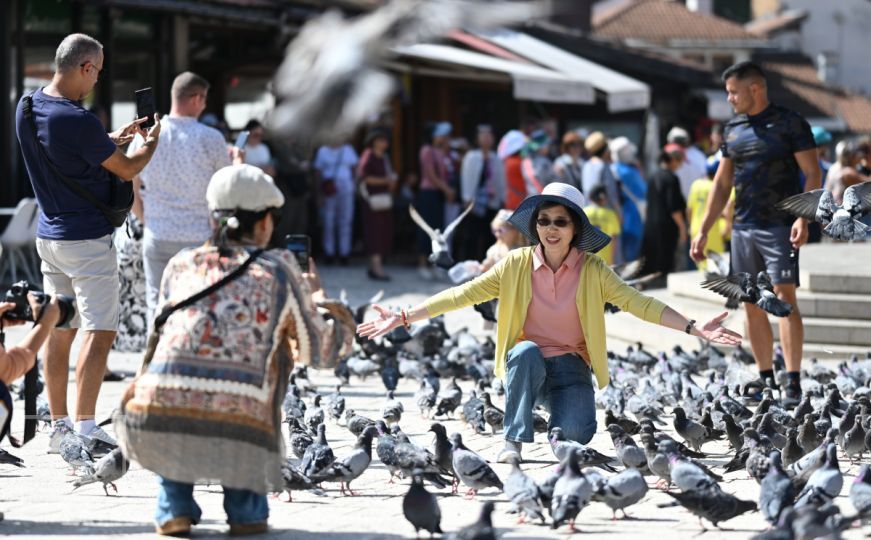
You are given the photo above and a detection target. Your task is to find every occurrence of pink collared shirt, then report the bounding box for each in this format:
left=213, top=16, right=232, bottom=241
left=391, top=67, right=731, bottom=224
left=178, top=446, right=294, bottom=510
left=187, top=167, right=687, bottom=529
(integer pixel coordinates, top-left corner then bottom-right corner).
left=521, top=245, right=590, bottom=364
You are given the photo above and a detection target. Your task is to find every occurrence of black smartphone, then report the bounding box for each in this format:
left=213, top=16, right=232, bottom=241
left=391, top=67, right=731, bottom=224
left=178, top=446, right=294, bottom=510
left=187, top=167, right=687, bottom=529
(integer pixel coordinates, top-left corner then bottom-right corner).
left=285, top=234, right=310, bottom=272
left=234, top=130, right=250, bottom=149
left=134, top=87, right=156, bottom=129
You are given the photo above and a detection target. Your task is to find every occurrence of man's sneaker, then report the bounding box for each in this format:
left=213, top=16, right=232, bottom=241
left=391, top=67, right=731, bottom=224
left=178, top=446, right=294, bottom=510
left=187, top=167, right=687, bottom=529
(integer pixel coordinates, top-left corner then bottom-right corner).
left=47, top=421, right=72, bottom=454
left=782, top=386, right=802, bottom=410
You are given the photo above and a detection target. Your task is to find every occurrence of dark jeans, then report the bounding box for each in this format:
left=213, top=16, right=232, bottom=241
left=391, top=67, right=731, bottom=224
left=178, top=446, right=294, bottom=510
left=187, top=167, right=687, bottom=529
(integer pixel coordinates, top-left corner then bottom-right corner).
left=503, top=341, right=597, bottom=444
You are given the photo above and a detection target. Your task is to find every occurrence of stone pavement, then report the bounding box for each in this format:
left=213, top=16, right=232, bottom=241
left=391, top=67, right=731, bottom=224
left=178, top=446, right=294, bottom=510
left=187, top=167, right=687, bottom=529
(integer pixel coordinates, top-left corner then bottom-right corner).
left=0, top=263, right=866, bottom=539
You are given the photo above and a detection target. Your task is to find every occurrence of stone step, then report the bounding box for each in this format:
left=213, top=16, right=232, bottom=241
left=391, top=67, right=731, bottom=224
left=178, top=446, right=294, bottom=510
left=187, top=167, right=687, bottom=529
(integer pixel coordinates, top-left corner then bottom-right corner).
left=607, top=287, right=871, bottom=354
left=667, top=271, right=871, bottom=320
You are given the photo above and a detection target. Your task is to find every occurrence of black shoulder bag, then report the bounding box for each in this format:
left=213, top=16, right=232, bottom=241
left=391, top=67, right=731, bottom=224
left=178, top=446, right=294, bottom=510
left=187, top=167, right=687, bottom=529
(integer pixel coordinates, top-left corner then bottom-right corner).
left=21, top=93, right=134, bottom=227
left=139, top=248, right=264, bottom=372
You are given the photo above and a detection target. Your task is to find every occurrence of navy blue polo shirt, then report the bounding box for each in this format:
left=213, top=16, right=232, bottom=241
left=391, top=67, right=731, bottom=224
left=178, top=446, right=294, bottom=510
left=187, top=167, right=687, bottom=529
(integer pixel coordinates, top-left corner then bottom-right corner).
left=722, top=104, right=815, bottom=230
left=15, top=88, right=117, bottom=240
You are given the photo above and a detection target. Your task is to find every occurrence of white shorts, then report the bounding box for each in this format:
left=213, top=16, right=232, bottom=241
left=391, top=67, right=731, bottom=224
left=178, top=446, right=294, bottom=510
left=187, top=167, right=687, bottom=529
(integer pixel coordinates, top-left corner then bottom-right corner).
left=35, top=234, right=119, bottom=331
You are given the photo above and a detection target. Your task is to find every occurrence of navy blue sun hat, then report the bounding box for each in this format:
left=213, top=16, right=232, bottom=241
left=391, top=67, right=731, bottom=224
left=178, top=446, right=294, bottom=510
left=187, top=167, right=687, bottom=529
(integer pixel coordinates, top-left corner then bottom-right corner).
left=508, top=181, right=612, bottom=253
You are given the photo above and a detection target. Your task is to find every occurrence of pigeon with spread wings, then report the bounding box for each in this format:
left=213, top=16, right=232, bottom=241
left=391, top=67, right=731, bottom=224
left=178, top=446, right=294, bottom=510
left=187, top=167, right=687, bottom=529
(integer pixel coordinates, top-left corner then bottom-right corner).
left=409, top=202, right=475, bottom=269
left=701, top=271, right=792, bottom=317
left=776, top=183, right=871, bottom=241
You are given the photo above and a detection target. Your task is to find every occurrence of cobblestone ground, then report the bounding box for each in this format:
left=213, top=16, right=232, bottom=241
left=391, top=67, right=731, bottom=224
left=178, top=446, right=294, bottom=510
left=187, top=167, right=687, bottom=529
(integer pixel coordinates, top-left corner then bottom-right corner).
left=0, top=264, right=865, bottom=538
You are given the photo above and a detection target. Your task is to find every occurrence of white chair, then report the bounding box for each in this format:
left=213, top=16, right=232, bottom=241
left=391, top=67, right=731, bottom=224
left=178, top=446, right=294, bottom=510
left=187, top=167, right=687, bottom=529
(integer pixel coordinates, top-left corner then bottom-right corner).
left=0, top=198, right=41, bottom=286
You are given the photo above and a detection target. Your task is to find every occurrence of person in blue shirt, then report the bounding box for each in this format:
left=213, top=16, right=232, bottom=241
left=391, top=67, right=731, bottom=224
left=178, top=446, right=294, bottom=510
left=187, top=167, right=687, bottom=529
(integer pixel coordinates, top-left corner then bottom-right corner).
left=14, top=33, right=161, bottom=453
left=609, top=136, right=646, bottom=262
left=690, top=61, right=822, bottom=409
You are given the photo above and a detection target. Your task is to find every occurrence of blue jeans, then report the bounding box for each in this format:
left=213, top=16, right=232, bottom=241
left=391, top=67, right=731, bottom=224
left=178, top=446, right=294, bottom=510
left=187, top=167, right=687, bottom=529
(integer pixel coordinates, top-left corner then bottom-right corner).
left=155, top=476, right=269, bottom=527
left=504, top=341, right=597, bottom=444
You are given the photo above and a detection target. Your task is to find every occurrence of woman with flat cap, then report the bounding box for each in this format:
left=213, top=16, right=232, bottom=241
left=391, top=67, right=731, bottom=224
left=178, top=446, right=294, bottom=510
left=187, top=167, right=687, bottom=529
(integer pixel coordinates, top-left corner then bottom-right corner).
left=358, top=182, right=741, bottom=462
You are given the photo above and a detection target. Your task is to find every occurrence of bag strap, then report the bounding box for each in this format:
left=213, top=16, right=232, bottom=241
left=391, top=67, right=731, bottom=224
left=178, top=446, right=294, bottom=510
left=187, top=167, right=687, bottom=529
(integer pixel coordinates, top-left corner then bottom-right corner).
left=139, top=248, right=264, bottom=371
left=21, top=93, right=117, bottom=218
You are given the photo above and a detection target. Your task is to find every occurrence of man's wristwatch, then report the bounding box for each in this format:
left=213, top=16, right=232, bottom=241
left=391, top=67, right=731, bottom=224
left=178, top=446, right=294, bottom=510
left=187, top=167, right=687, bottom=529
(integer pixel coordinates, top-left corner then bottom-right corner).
left=685, top=319, right=696, bottom=335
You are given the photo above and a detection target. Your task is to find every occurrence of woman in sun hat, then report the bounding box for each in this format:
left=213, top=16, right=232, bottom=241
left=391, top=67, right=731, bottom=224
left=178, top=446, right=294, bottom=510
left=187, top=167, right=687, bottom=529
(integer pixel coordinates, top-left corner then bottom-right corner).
left=357, top=182, right=741, bottom=463
left=116, top=164, right=326, bottom=537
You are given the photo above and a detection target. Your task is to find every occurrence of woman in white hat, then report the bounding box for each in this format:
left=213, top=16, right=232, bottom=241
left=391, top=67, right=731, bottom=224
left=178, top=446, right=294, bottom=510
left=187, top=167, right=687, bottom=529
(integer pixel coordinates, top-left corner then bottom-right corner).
left=358, top=182, right=740, bottom=462
left=116, top=164, right=326, bottom=536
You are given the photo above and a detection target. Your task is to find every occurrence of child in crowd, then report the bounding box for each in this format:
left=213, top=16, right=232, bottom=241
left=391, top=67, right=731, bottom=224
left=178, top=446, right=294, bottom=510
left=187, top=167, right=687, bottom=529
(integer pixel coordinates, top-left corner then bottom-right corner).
left=686, top=160, right=731, bottom=270
left=583, top=185, right=621, bottom=266
left=480, top=209, right=525, bottom=272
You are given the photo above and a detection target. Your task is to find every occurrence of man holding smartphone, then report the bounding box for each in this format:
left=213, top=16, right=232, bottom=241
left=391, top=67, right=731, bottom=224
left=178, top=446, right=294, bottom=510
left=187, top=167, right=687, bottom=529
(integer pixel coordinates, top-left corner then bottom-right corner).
left=127, top=71, right=244, bottom=330
left=14, top=33, right=161, bottom=451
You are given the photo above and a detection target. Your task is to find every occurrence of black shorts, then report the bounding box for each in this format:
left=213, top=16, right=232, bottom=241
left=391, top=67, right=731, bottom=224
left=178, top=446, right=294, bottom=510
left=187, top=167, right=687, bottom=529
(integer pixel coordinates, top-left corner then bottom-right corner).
left=730, top=226, right=799, bottom=286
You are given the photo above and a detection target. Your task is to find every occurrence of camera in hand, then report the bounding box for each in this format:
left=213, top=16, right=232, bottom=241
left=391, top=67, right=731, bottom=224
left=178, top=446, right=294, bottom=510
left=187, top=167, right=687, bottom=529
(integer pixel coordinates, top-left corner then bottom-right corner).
left=3, top=281, right=75, bottom=327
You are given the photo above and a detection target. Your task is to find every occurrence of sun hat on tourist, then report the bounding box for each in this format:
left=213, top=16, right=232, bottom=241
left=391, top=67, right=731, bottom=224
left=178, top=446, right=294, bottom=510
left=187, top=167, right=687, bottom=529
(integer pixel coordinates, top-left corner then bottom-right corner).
left=207, top=164, right=285, bottom=211
left=498, top=129, right=528, bottom=160
left=508, top=181, right=611, bottom=253
left=584, top=131, right=608, bottom=154
left=609, top=136, right=637, bottom=163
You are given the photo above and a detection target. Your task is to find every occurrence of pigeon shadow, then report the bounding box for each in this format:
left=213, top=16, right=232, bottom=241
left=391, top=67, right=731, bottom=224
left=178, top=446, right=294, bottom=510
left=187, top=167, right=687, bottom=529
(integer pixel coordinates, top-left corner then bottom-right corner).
left=262, top=528, right=407, bottom=539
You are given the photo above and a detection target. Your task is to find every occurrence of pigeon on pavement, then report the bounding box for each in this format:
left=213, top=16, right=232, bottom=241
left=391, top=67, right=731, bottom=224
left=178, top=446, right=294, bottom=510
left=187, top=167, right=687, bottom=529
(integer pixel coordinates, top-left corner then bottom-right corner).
left=850, top=464, right=871, bottom=523
left=504, top=455, right=545, bottom=524
left=549, top=427, right=618, bottom=471
left=605, top=424, right=648, bottom=471
left=304, top=394, right=326, bottom=433
left=447, top=501, right=496, bottom=540
left=759, top=451, right=796, bottom=525
left=71, top=447, right=129, bottom=496
left=450, top=433, right=502, bottom=498
left=300, top=423, right=335, bottom=478
left=403, top=471, right=443, bottom=538
left=795, top=444, right=843, bottom=508
left=550, top=449, right=593, bottom=531
left=660, top=487, right=757, bottom=530
left=592, top=467, right=648, bottom=520
left=0, top=448, right=24, bottom=468
left=310, top=425, right=378, bottom=496
left=59, top=431, right=95, bottom=475
left=701, top=271, right=793, bottom=317
left=673, top=406, right=722, bottom=451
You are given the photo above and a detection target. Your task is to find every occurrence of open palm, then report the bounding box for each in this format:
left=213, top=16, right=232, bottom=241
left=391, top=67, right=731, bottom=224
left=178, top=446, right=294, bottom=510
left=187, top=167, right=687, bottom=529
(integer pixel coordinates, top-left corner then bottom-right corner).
left=698, top=311, right=742, bottom=346
left=356, top=304, right=401, bottom=339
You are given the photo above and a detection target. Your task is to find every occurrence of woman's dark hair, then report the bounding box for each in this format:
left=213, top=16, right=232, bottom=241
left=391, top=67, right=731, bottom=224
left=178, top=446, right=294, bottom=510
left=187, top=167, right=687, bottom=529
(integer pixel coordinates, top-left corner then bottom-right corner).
left=244, top=119, right=263, bottom=131
left=210, top=208, right=272, bottom=245
left=657, top=151, right=673, bottom=167
left=528, top=202, right=583, bottom=246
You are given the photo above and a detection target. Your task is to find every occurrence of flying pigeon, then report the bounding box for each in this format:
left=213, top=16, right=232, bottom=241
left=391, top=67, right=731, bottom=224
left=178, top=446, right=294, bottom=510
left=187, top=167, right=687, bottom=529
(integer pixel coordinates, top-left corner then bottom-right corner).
left=701, top=271, right=793, bottom=317
left=409, top=202, right=475, bottom=269
left=776, top=183, right=871, bottom=241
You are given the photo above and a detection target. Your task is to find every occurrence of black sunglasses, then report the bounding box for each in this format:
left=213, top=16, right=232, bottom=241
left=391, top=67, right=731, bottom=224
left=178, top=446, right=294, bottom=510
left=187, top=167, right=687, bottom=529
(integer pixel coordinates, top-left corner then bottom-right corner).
left=536, top=217, right=572, bottom=228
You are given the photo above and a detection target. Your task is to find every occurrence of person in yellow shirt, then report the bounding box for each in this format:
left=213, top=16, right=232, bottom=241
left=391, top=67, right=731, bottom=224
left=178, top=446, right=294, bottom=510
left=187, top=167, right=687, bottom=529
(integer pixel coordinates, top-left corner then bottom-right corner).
left=686, top=160, right=732, bottom=270
left=583, top=185, right=621, bottom=265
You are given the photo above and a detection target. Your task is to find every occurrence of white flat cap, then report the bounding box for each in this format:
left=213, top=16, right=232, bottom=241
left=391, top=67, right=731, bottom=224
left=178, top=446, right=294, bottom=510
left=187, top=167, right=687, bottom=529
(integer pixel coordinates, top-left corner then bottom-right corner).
left=206, top=164, right=285, bottom=211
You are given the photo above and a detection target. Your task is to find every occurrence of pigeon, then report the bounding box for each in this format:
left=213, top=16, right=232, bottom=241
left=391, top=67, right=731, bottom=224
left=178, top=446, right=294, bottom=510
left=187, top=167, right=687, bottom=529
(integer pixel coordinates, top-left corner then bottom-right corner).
left=447, top=501, right=496, bottom=540
left=781, top=428, right=805, bottom=467
left=391, top=429, right=451, bottom=490
left=410, top=202, right=475, bottom=268
left=381, top=390, right=404, bottom=425
left=722, top=413, right=745, bottom=450
left=0, top=448, right=24, bottom=468
left=640, top=432, right=672, bottom=488
left=759, top=451, right=796, bottom=525
left=460, top=390, right=486, bottom=434
left=592, top=467, right=649, bottom=520
left=304, top=394, right=326, bottom=433
left=381, top=356, right=400, bottom=392
left=59, top=431, right=95, bottom=475
left=450, top=433, right=502, bottom=497
left=345, top=409, right=377, bottom=436
left=269, top=0, right=546, bottom=142
left=605, top=424, right=647, bottom=471
left=550, top=449, right=593, bottom=531
left=664, top=445, right=721, bottom=492
left=279, top=461, right=326, bottom=502
left=776, top=182, right=871, bottom=241
left=415, top=381, right=437, bottom=418
left=347, top=356, right=380, bottom=381
left=429, top=423, right=456, bottom=490
left=374, top=420, right=403, bottom=483
left=299, top=423, right=335, bottom=478
left=660, top=487, right=757, bottom=530
left=549, top=427, right=617, bottom=471
left=672, top=406, right=721, bottom=451
left=71, top=447, right=129, bottom=495
left=701, top=271, right=793, bottom=317
left=434, top=378, right=463, bottom=418
left=403, top=471, right=442, bottom=538
left=605, top=409, right=640, bottom=435
left=843, top=416, right=866, bottom=463
left=504, top=455, right=545, bottom=524
left=310, top=425, right=378, bottom=496
left=795, top=444, right=842, bottom=508
left=850, top=464, right=871, bottom=522
left=326, top=385, right=345, bottom=423
left=480, top=392, right=504, bottom=435
left=288, top=417, right=314, bottom=459
left=283, top=385, right=306, bottom=422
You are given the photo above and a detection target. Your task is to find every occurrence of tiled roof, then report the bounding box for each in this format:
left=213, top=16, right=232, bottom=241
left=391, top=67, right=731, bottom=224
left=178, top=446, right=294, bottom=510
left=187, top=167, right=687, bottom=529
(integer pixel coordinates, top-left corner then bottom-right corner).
left=758, top=53, right=871, bottom=133
left=593, top=0, right=763, bottom=45
left=745, top=9, right=808, bottom=37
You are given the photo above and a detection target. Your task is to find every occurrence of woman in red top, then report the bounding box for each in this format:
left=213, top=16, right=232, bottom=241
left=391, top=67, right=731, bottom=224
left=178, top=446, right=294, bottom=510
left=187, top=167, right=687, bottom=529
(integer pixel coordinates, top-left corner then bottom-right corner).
left=357, top=128, right=396, bottom=281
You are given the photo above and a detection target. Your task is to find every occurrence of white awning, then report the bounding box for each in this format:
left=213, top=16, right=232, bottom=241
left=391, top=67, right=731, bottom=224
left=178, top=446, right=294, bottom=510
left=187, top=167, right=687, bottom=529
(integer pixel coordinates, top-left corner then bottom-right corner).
left=391, top=43, right=596, bottom=104
left=472, top=29, right=651, bottom=113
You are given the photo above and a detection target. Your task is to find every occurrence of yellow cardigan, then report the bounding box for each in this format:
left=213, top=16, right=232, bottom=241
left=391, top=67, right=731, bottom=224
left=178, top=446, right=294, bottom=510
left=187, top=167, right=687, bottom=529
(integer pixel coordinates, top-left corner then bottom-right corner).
left=425, top=246, right=667, bottom=389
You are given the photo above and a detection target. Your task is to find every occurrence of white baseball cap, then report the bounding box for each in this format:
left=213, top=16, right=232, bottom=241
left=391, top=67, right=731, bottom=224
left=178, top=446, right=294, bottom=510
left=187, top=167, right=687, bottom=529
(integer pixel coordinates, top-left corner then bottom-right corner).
left=206, top=164, right=285, bottom=211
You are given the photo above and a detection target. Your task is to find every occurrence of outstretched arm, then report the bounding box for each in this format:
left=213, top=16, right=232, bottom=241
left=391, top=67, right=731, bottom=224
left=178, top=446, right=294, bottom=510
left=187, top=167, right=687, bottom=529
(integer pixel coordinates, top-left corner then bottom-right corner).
left=658, top=308, right=742, bottom=345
